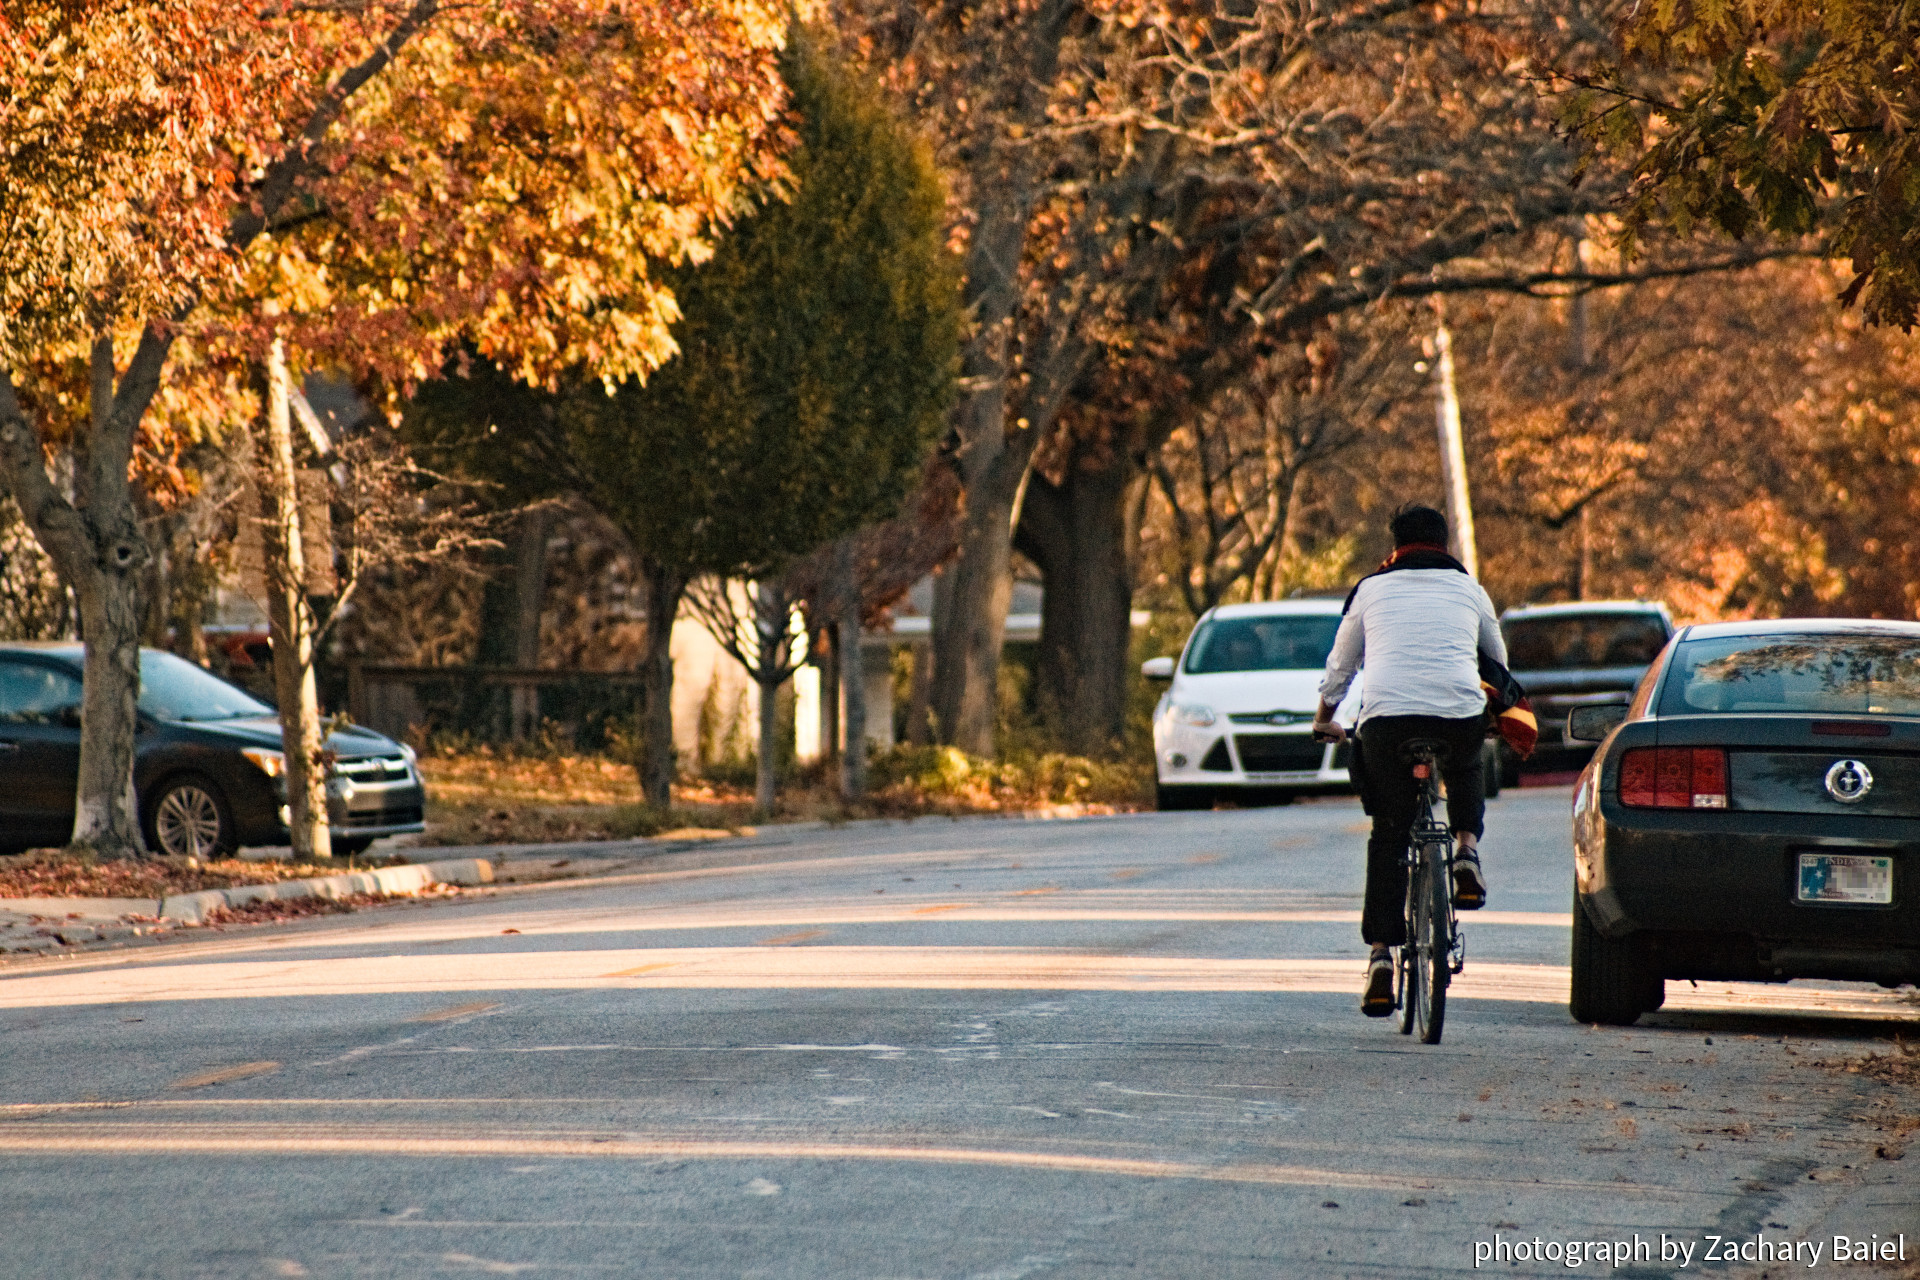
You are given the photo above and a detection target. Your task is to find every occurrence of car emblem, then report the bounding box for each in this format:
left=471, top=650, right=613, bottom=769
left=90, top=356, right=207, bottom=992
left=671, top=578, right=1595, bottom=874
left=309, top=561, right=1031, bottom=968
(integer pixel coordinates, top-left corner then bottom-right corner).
left=1824, top=759, right=1874, bottom=804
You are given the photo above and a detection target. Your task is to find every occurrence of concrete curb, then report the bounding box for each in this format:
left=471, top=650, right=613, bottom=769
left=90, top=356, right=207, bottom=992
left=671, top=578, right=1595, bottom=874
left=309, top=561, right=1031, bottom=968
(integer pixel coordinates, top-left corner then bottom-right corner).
left=157, top=858, right=495, bottom=925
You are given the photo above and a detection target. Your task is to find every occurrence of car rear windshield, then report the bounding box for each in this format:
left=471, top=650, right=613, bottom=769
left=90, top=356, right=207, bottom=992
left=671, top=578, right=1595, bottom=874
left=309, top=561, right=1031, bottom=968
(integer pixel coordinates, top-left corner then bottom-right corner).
left=1503, top=614, right=1668, bottom=671
left=1183, top=615, right=1342, bottom=674
left=139, top=650, right=272, bottom=721
left=1658, top=633, right=1920, bottom=717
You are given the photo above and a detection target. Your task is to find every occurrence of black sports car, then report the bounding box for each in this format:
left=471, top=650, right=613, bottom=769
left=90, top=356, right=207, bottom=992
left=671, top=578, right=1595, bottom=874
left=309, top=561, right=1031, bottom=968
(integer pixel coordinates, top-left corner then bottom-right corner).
left=0, top=643, right=426, bottom=858
left=1567, top=619, right=1920, bottom=1024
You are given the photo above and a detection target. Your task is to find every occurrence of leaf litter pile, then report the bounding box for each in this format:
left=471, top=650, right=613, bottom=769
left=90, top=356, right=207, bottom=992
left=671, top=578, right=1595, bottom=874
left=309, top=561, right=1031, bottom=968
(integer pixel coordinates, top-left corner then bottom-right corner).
left=202, top=883, right=463, bottom=927
left=1816, top=1035, right=1920, bottom=1159
left=0, top=851, right=409, bottom=901
left=203, top=893, right=385, bottom=926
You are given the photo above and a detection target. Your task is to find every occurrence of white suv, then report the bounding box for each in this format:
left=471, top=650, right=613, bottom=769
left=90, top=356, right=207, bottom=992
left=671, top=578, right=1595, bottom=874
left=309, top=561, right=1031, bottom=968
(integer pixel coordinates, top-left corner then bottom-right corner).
left=1143, top=599, right=1360, bottom=810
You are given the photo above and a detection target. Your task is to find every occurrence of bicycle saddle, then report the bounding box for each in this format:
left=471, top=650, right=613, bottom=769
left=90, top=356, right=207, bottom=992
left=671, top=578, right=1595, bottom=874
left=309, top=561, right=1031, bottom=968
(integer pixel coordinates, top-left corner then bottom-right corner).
left=1399, top=737, right=1452, bottom=764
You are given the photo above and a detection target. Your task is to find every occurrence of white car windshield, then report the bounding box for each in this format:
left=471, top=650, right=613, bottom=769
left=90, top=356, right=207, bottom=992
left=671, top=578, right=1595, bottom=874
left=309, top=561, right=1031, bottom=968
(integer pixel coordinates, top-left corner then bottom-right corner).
left=1183, top=615, right=1342, bottom=674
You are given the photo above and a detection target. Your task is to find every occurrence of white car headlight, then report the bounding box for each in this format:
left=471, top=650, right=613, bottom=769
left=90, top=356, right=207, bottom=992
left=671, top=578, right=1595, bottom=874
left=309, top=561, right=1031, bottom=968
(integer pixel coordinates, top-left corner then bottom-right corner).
left=1170, top=703, right=1217, bottom=727
left=399, top=742, right=418, bottom=767
left=242, top=747, right=287, bottom=778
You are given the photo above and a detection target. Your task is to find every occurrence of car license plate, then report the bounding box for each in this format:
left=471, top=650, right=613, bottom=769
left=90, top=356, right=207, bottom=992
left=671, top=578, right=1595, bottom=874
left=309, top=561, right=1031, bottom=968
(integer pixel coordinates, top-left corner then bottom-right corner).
left=1796, top=853, right=1893, bottom=905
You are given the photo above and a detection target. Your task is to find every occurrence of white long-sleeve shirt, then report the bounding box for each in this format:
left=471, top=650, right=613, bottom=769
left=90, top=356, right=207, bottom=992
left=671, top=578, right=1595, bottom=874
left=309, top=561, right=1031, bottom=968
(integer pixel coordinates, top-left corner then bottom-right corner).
left=1318, top=570, right=1507, bottom=724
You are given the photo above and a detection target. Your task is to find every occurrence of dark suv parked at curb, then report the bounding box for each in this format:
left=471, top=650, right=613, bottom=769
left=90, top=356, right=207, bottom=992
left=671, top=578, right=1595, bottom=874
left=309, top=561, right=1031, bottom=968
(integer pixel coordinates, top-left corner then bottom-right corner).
left=1500, top=601, right=1674, bottom=781
left=0, top=643, right=426, bottom=858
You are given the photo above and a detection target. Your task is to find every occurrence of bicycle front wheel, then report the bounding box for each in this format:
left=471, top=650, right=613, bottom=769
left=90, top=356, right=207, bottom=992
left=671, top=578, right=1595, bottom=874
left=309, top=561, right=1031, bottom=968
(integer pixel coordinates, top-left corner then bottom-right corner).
left=1411, top=842, right=1451, bottom=1044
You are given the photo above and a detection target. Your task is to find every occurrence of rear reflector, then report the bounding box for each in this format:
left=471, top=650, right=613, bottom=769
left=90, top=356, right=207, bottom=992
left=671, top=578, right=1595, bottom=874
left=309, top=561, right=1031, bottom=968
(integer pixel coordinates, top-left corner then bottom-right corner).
left=1619, top=747, right=1730, bottom=809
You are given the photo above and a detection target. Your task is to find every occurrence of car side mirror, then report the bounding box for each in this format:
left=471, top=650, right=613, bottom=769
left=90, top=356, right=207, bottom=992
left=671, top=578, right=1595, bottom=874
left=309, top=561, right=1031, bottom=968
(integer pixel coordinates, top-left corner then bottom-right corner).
left=1567, top=703, right=1629, bottom=743
left=1140, top=656, right=1175, bottom=681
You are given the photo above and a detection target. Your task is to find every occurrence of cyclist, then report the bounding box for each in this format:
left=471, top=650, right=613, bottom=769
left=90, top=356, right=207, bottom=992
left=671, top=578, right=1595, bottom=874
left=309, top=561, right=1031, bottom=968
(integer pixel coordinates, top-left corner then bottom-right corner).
left=1310, top=504, right=1506, bottom=1017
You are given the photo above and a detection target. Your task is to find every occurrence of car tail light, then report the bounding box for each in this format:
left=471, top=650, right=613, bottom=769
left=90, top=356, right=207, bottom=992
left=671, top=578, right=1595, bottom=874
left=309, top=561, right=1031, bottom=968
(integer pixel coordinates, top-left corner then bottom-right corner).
left=1618, top=747, right=1729, bottom=809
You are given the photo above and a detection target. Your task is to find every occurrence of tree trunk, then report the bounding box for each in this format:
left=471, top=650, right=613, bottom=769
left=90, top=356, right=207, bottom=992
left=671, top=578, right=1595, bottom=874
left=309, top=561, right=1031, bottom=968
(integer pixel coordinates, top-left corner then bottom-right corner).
left=906, top=643, right=932, bottom=745
left=0, top=337, right=167, bottom=858
left=71, top=554, right=146, bottom=855
left=508, top=505, right=552, bottom=739
left=755, top=672, right=780, bottom=812
left=928, top=196, right=1038, bottom=760
left=260, top=341, right=332, bottom=861
left=637, top=558, right=687, bottom=808
left=1015, top=464, right=1135, bottom=756
left=837, top=540, right=867, bottom=799
left=754, top=584, right=786, bottom=812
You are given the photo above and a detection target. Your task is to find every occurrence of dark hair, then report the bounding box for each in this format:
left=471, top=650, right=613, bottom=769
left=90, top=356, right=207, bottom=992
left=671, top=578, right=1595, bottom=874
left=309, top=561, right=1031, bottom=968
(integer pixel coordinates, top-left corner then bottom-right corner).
left=1389, top=503, right=1448, bottom=548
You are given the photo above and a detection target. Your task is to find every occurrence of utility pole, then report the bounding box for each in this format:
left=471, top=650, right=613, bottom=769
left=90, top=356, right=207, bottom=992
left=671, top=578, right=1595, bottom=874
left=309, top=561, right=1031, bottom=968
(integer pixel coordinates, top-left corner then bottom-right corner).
left=1430, top=301, right=1479, bottom=577
left=261, top=337, right=332, bottom=860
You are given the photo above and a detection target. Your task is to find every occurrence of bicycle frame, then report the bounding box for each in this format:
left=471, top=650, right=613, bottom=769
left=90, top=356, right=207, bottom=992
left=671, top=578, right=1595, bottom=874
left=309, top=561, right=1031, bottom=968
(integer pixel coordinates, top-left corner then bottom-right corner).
left=1397, top=748, right=1464, bottom=1044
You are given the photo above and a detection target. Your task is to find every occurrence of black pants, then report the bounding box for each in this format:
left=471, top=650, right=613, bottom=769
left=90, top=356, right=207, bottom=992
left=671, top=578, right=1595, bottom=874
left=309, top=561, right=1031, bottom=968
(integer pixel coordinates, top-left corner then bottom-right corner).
left=1357, top=714, right=1487, bottom=947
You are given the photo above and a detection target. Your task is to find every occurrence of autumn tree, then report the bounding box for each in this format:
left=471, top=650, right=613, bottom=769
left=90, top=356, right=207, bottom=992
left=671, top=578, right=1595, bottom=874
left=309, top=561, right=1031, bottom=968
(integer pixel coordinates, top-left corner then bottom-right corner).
left=840, top=0, right=1792, bottom=756
left=1455, top=258, right=1920, bottom=621
left=780, top=472, right=961, bottom=798
left=1141, top=319, right=1423, bottom=618
left=1562, top=0, right=1920, bottom=327
left=0, top=0, right=790, bottom=857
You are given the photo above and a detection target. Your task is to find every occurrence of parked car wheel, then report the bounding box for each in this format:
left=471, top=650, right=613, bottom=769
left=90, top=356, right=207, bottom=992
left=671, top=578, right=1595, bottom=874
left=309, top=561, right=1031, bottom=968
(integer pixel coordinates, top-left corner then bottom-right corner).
left=1481, top=740, right=1502, bottom=799
left=144, top=773, right=237, bottom=860
left=1569, top=889, right=1651, bottom=1026
left=333, top=836, right=376, bottom=858
left=1155, top=783, right=1213, bottom=812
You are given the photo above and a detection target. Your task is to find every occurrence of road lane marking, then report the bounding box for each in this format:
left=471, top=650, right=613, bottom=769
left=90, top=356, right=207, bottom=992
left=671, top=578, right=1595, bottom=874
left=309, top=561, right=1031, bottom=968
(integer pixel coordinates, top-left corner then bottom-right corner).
left=26, top=891, right=1396, bottom=963
left=2, top=948, right=1911, bottom=1019
left=170, top=1061, right=280, bottom=1090
left=0, top=1123, right=1715, bottom=1197
left=755, top=930, right=830, bottom=945
left=409, top=1001, right=501, bottom=1023
left=910, top=905, right=969, bottom=915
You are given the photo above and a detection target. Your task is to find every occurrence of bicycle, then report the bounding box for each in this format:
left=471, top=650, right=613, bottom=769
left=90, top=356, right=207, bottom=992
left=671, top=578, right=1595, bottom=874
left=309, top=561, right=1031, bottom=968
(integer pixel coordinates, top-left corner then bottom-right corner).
left=1396, top=738, right=1464, bottom=1044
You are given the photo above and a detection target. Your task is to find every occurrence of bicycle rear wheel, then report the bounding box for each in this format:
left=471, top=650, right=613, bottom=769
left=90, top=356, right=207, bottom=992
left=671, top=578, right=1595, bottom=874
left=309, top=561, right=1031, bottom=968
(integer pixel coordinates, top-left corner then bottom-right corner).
left=1411, top=841, right=1451, bottom=1044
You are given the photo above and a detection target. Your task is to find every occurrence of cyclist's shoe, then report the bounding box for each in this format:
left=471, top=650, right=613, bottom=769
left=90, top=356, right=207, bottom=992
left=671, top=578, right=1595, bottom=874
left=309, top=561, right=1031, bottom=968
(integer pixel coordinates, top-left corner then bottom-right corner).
left=1452, top=851, right=1488, bottom=910
left=1361, top=950, right=1394, bottom=1017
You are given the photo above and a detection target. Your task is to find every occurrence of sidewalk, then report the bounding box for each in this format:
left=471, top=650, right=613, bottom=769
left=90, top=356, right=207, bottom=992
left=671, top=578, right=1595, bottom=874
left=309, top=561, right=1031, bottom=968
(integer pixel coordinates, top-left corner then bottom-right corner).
left=0, top=856, right=496, bottom=957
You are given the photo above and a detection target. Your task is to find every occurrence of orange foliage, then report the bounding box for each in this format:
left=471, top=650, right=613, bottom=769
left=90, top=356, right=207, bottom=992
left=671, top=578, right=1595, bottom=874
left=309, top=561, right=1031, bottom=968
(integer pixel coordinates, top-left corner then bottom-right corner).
left=2, top=0, right=795, bottom=385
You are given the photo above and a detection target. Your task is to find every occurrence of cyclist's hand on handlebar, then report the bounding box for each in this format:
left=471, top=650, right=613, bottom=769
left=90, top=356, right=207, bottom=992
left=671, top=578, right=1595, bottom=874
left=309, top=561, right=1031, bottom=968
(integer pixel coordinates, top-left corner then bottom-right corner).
left=1311, top=719, right=1346, bottom=744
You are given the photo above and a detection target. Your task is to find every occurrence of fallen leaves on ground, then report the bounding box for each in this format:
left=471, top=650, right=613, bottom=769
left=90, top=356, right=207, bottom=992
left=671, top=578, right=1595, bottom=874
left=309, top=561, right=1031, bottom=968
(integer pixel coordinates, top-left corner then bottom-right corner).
left=1813, top=1038, right=1920, bottom=1156
left=0, top=852, right=404, bottom=900
left=202, top=894, right=376, bottom=926
left=417, top=744, right=1153, bottom=847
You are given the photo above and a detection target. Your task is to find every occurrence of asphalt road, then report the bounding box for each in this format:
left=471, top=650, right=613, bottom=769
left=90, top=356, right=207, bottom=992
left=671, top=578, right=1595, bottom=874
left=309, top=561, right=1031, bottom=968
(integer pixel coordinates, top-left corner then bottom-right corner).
left=1, top=787, right=1916, bottom=1280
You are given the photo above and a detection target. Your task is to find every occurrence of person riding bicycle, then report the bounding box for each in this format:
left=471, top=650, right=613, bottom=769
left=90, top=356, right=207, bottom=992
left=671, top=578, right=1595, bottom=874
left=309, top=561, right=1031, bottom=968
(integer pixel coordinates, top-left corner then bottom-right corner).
left=1310, top=504, right=1506, bottom=1017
